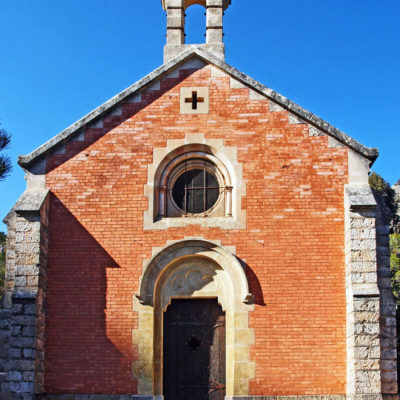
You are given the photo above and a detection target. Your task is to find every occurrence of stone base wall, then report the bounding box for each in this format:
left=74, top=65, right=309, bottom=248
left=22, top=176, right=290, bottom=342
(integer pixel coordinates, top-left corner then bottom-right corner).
left=1, top=292, right=37, bottom=397
left=33, top=395, right=400, bottom=400
left=0, top=307, right=11, bottom=392
left=42, top=396, right=156, bottom=400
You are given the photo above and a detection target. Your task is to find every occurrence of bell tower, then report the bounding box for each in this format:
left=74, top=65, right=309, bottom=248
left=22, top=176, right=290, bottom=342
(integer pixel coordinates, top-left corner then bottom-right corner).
left=162, top=0, right=232, bottom=63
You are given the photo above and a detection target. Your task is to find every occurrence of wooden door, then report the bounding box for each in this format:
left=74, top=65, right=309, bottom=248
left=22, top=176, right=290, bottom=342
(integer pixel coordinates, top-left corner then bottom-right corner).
left=163, top=298, right=226, bottom=400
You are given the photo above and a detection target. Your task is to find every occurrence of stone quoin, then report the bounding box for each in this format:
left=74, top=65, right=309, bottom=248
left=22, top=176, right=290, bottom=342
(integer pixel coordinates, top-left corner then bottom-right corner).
left=0, top=0, right=397, bottom=399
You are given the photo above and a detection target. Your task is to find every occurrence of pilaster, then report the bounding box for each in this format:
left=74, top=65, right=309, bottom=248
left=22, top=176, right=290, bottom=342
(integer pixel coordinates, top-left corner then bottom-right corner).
left=1, top=187, right=49, bottom=399
left=345, top=184, right=397, bottom=400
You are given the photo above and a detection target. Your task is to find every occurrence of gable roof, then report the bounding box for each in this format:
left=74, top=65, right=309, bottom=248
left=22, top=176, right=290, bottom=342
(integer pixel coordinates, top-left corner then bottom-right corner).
left=18, top=46, right=378, bottom=168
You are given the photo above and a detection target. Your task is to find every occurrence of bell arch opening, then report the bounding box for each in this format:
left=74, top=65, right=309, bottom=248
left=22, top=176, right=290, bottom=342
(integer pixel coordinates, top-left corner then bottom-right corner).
left=185, top=4, right=206, bottom=45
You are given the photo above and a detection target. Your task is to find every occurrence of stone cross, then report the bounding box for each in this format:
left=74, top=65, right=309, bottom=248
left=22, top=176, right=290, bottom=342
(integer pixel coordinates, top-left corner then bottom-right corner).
left=185, top=91, right=204, bottom=110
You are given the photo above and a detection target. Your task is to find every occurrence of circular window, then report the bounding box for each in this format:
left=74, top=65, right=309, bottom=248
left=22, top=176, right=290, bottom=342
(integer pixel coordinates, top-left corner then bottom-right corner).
left=172, top=167, right=220, bottom=214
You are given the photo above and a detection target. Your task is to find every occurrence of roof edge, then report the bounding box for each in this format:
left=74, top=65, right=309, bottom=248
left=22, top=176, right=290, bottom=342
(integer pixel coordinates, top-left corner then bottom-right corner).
left=18, top=45, right=378, bottom=168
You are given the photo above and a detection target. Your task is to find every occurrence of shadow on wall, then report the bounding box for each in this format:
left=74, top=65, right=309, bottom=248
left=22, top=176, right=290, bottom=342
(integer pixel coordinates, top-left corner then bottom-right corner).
left=238, top=258, right=265, bottom=307
left=45, top=68, right=199, bottom=174
left=44, top=193, right=137, bottom=394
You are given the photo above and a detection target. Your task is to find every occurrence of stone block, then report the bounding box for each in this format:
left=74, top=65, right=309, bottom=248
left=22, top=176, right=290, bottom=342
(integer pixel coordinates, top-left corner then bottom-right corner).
left=23, top=304, right=36, bottom=316
left=354, top=335, right=379, bottom=347
left=11, top=304, right=23, bottom=314
left=382, top=316, right=396, bottom=327
left=9, top=347, right=21, bottom=358
left=12, top=336, right=35, bottom=348
left=15, top=266, right=38, bottom=276
left=381, top=349, right=397, bottom=359
left=368, top=346, right=381, bottom=359
left=12, top=316, right=35, bottom=326
left=11, top=325, right=22, bottom=336
left=354, top=359, right=380, bottom=370
left=354, top=299, right=379, bottom=312
left=9, top=360, right=35, bottom=371
left=26, top=275, right=39, bottom=287
left=9, top=381, right=34, bottom=393
left=22, top=371, right=35, bottom=382
left=363, top=322, right=380, bottom=335
left=15, top=253, right=39, bottom=266
left=380, top=337, right=396, bottom=348
left=14, top=276, right=27, bottom=287
left=354, top=311, right=379, bottom=323
left=21, top=326, right=35, bottom=337
left=381, top=380, right=398, bottom=393
left=9, top=370, right=23, bottom=382
left=23, top=348, right=35, bottom=359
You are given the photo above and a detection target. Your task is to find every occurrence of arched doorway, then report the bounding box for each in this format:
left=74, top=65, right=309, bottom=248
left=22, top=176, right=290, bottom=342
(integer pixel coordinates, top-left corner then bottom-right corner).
left=133, top=239, right=255, bottom=397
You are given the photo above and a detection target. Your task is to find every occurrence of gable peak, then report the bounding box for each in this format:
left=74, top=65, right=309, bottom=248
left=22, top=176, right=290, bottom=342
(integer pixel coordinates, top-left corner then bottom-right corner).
left=162, top=0, right=232, bottom=63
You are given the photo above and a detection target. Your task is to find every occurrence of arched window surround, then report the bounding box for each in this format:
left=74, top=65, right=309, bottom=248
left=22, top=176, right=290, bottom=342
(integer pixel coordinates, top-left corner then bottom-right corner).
left=157, top=151, right=233, bottom=219
left=143, top=136, right=246, bottom=230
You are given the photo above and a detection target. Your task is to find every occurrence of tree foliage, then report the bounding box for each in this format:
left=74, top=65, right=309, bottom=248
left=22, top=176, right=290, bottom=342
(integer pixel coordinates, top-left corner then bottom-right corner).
left=0, top=122, right=12, bottom=181
left=369, top=172, right=400, bottom=303
left=390, top=234, right=400, bottom=300
left=369, top=172, right=396, bottom=216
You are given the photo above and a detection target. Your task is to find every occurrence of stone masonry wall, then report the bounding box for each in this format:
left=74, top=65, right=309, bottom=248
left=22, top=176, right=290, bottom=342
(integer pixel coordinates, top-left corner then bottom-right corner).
left=1, top=200, right=48, bottom=399
left=347, top=206, right=382, bottom=396
left=345, top=184, right=398, bottom=399
left=0, top=211, right=16, bottom=395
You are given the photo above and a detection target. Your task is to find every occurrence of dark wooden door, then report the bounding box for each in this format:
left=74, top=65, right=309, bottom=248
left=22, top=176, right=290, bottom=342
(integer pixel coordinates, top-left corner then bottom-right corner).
left=163, top=298, right=226, bottom=400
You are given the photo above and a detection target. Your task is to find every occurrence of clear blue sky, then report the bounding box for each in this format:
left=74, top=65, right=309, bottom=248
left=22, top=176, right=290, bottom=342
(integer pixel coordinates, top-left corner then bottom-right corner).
left=0, top=0, right=399, bottom=232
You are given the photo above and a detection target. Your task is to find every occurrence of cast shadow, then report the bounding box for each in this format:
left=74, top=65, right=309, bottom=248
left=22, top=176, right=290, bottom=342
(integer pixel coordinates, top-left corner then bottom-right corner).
left=45, top=193, right=136, bottom=394
left=45, top=68, right=199, bottom=174
left=237, top=258, right=266, bottom=307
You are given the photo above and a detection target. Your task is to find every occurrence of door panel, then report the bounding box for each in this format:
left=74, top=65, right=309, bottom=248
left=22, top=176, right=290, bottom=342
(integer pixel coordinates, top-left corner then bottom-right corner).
left=163, top=299, right=226, bottom=400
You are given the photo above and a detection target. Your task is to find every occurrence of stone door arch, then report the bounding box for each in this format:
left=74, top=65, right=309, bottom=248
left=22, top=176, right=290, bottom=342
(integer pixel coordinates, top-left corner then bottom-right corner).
left=133, top=240, right=255, bottom=398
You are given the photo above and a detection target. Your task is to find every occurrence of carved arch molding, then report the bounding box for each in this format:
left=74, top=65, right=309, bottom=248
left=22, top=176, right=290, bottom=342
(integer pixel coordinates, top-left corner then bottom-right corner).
left=133, top=239, right=255, bottom=397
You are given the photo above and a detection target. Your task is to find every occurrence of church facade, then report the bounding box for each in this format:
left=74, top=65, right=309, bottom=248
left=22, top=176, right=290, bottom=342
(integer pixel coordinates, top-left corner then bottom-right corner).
left=0, top=1, right=398, bottom=399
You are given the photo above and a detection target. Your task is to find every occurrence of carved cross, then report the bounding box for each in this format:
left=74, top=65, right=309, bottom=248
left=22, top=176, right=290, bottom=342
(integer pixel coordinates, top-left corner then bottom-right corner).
left=185, top=91, right=204, bottom=110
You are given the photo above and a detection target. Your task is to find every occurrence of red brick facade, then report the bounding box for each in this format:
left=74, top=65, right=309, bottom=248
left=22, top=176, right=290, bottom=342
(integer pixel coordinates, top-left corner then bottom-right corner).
left=44, top=65, right=348, bottom=395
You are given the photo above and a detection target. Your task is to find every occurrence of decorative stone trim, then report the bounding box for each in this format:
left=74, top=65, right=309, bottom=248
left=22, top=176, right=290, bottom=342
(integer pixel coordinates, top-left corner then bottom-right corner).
left=133, top=239, right=254, bottom=397
left=180, top=86, right=209, bottom=114
left=143, top=134, right=246, bottom=230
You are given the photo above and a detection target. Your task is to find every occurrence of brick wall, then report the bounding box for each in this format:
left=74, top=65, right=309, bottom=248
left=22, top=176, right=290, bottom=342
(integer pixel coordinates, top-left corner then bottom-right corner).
left=44, top=66, right=348, bottom=395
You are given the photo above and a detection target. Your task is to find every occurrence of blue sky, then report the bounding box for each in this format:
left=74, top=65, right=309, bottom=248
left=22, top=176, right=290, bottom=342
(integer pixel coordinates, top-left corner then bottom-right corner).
left=0, top=0, right=399, bottom=232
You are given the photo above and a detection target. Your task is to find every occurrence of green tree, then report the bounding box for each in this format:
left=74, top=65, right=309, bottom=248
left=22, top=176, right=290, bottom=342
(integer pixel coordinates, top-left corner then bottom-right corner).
left=369, top=171, right=396, bottom=217
left=0, top=122, right=12, bottom=181
left=369, top=172, right=400, bottom=303
left=390, top=233, right=400, bottom=301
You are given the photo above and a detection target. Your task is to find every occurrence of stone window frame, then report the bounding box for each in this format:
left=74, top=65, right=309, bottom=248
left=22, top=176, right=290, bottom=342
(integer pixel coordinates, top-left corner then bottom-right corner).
left=158, top=151, right=232, bottom=219
left=143, top=134, right=246, bottom=230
